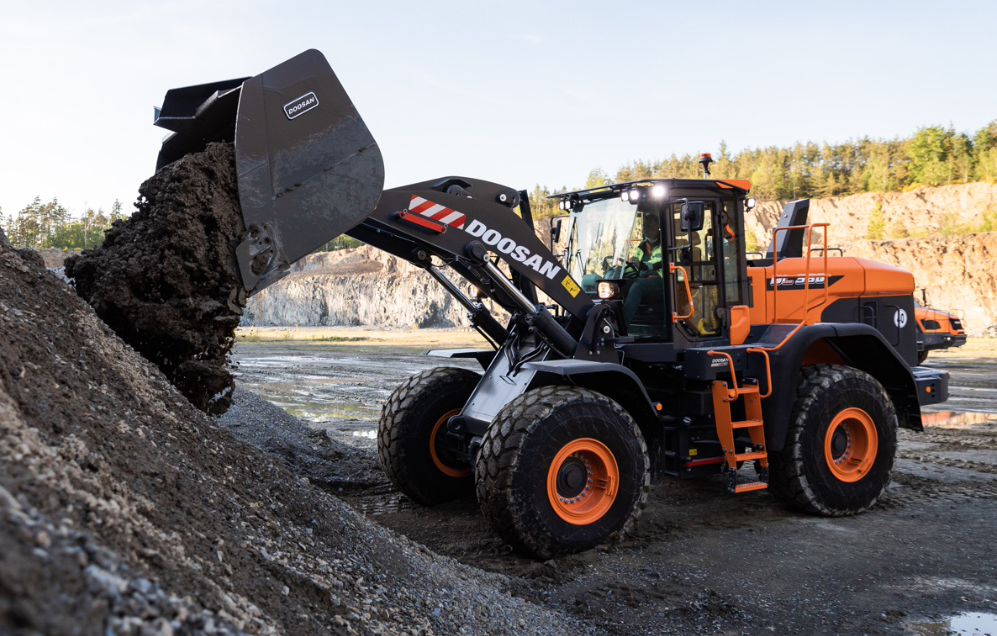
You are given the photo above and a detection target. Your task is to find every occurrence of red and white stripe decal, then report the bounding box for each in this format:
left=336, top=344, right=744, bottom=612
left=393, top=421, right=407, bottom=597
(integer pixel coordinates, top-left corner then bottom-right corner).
left=409, top=195, right=466, bottom=229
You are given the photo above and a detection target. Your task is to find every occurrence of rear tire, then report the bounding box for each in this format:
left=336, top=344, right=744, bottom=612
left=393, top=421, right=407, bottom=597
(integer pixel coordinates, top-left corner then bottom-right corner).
left=475, top=386, right=649, bottom=559
left=378, top=367, right=480, bottom=505
left=769, top=365, right=897, bottom=516
left=916, top=349, right=929, bottom=365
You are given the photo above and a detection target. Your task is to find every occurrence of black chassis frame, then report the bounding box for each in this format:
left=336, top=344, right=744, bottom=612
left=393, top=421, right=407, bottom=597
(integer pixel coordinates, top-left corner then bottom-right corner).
left=428, top=179, right=944, bottom=480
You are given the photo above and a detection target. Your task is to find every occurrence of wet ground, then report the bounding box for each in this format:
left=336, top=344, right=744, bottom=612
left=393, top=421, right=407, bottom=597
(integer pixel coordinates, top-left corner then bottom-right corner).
left=232, top=340, right=997, bottom=636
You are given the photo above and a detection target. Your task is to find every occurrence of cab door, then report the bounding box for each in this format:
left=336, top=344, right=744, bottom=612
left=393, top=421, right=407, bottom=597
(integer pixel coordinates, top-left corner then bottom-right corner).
left=669, top=198, right=744, bottom=343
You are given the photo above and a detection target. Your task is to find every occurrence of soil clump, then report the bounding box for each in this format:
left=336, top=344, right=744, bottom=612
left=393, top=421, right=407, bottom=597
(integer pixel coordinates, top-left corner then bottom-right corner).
left=66, top=143, right=246, bottom=414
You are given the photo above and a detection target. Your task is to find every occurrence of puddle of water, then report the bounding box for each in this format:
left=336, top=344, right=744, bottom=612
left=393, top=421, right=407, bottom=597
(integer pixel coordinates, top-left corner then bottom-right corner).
left=908, top=612, right=997, bottom=636
left=921, top=410, right=997, bottom=429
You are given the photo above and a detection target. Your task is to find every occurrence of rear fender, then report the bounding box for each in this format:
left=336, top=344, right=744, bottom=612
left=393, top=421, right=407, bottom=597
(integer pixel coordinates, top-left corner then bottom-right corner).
left=756, top=324, right=927, bottom=452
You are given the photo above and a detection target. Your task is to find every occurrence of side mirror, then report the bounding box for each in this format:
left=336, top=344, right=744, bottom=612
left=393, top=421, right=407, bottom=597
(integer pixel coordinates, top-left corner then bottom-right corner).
left=550, top=217, right=563, bottom=244
left=680, top=201, right=705, bottom=232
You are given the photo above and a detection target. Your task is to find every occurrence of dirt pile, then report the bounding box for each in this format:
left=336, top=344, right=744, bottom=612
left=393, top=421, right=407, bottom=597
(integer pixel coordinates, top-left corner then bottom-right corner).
left=66, top=143, right=246, bottom=414
left=0, top=232, right=588, bottom=634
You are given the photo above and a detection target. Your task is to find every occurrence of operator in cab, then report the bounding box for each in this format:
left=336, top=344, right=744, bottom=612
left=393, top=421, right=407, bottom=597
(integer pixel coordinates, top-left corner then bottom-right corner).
left=622, top=211, right=665, bottom=326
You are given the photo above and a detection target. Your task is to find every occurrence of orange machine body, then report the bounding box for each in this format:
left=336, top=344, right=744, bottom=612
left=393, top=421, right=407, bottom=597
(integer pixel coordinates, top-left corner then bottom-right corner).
left=748, top=257, right=914, bottom=325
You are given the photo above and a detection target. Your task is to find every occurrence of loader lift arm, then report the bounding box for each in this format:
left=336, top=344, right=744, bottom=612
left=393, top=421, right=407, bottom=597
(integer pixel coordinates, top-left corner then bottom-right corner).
left=350, top=176, right=593, bottom=354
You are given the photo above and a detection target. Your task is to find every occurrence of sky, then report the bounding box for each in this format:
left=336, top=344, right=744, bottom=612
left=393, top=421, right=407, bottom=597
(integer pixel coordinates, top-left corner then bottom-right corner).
left=2, top=0, right=996, bottom=217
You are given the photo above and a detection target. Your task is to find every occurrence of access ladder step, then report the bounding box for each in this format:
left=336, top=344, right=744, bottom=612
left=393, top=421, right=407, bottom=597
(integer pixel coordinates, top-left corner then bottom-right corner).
left=733, top=450, right=767, bottom=462
left=732, top=418, right=763, bottom=429
left=733, top=481, right=768, bottom=493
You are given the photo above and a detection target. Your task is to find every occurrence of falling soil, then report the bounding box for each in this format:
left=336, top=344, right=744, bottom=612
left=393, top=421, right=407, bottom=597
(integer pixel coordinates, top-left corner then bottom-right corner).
left=0, top=226, right=588, bottom=634
left=65, top=143, right=246, bottom=414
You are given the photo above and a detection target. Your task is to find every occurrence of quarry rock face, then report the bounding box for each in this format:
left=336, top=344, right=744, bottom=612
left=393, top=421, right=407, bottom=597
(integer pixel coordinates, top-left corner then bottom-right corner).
left=847, top=233, right=997, bottom=336
left=245, top=183, right=997, bottom=337
left=748, top=182, right=997, bottom=246
left=243, top=245, right=488, bottom=329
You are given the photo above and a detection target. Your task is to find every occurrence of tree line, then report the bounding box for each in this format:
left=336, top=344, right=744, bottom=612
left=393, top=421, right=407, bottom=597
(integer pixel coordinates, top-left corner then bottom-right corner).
left=6, top=121, right=995, bottom=251
left=2, top=197, right=128, bottom=250
left=528, top=121, right=997, bottom=218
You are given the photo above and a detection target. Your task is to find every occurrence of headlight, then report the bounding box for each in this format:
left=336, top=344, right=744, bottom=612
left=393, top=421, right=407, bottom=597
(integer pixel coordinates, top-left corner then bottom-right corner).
left=627, top=188, right=641, bottom=203
left=597, top=281, right=620, bottom=300
left=651, top=184, right=666, bottom=199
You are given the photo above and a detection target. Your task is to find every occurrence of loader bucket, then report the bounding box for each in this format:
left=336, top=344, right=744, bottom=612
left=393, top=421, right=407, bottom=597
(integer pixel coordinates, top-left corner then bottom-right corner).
left=154, top=49, right=384, bottom=294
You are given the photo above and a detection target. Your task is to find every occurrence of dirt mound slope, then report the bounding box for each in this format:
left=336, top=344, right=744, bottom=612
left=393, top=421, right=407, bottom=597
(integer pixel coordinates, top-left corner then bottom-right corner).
left=217, top=387, right=387, bottom=492
left=65, top=143, right=246, bottom=414
left=0, top=242, right=588, bottom=635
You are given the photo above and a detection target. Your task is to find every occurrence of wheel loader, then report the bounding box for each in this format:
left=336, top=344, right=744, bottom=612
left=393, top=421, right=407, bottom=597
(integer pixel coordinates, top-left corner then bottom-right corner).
left=153, top=50, right=950, bottom=559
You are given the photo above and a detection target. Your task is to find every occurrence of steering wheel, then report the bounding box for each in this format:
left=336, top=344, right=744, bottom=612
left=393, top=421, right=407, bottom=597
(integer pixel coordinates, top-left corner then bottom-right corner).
left=622, top=258, right=646, bottom=279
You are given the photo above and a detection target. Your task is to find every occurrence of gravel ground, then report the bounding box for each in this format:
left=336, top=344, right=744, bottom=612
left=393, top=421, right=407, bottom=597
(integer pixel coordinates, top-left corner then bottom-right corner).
left=0, top=242, right=599, bottom=636
left=232, top=341, right=997, bottom=636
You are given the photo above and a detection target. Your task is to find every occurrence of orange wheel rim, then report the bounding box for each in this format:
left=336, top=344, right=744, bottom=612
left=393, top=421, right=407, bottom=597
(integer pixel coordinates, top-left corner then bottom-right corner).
left=546, top=438, right=619, bottom=525
left=429, top=409, right=470, bottom=478
left=824, top=407, right=878, bottom=483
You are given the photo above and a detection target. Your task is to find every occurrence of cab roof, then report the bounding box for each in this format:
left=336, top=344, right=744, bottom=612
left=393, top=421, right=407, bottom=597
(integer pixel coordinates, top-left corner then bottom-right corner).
left=549, top=178, right=751, bottom=202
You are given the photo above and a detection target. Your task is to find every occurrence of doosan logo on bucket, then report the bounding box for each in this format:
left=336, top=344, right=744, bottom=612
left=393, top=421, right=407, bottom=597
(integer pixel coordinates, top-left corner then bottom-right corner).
left=284, top=92, right=319, bottom=119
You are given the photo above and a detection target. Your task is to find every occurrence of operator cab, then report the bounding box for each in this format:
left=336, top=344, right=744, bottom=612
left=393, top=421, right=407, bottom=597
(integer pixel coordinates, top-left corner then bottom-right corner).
left=554, top=179, right=752, bottom=347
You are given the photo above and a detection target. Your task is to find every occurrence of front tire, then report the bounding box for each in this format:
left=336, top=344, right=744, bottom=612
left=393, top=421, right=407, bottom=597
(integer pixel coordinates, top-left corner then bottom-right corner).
left=378, top=367, right=480, bottom=505
left=916, top=349, right=929, bottom=365
left=769, top=365, right=898, bottom=516
left=475, top=386, right=649, bottom=559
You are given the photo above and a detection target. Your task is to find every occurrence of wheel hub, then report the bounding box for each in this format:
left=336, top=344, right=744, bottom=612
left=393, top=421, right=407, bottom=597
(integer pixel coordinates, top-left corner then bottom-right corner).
left=830, top=427, right=849, bottom=460
left=429, top=409, right=471, bottom=478
left=556, top=456, right=588, bottom=499
left=546, top=439, right=619, bottom=525
left=823, top=407, right=878, bottom=483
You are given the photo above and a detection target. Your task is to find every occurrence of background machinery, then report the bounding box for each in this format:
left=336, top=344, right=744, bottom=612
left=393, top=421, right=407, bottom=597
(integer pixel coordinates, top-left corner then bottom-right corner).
left=914, top=293, right=967, bottom=364
left=154, top=50, right=950, bottom=558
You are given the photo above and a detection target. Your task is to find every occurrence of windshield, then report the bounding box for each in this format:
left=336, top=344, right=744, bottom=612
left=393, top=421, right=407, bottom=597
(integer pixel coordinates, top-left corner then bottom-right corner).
left=565, top=197, right=640, bottom=292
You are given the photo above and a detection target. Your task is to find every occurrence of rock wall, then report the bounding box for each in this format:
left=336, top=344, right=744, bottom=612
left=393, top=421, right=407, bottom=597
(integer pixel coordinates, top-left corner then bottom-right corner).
left=747, top=182, right=997, bottom=247
left=846, top=233, right=997, bottom=337
left=747, top=183, right=997, bottom=337
left=245, top=183, right=997, bottom=336
left=243, top=245, right=481, bottom=328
